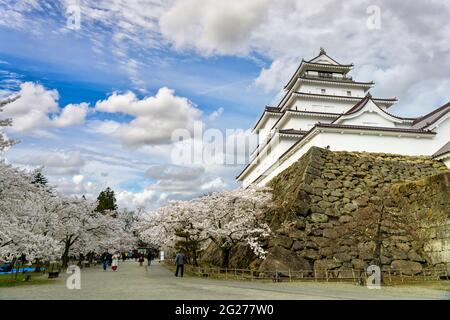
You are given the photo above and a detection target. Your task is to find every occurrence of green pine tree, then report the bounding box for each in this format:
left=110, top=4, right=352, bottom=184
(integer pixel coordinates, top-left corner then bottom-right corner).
left=32, top=170, right=48, bottom=186
left=95, top=187, right=118, bottom=213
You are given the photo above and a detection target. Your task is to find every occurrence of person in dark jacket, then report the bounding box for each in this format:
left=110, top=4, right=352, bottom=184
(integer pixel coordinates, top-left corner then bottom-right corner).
left=147, top=251, right=153, bottom=266
left=101, top=252, right=109, bottom=271
left=174, top=252, right=185, bottom=277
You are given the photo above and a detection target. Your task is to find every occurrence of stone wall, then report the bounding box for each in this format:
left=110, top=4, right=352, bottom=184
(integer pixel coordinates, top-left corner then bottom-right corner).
left=257, top=147, right=449, bottom=275
left=390, top=172, right=450, bottom=268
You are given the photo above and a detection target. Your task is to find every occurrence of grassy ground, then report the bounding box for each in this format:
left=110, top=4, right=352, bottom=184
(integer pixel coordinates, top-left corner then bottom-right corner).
left=0, top=272, right=54, bottom=288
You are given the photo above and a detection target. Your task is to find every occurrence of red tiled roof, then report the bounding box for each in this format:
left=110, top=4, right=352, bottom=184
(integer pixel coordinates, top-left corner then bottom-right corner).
left=278, top=129, right=309, bottom=135
left=252, top=106, right=282, bottom=131
left=412, top=102, right=450, bottom=128
left=331, top=95, right=415, bottom=124
left=316, top=123, right=435, bottom=135
left=433, top=141, right=450, bottom=158
left=265, top=106, right=281, bottom=113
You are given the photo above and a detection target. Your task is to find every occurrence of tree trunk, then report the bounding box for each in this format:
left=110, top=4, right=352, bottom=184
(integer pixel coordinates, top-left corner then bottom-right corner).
left=193, top=249, right=199, bottom=267
left=221, top=247, right=231, bottom=269
left=61, top=241, right=71, bottom=269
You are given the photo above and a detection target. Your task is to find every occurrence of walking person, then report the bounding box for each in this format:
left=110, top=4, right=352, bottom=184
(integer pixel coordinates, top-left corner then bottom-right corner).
left=138, top=254, right=144, bottom=267
left=147, top=250, right=153, bottom=267
left=111, top=252, right=119, bottom=271
left=174, top=252, right=185, bottom=277
left=101, top=252, right=109, bottom=271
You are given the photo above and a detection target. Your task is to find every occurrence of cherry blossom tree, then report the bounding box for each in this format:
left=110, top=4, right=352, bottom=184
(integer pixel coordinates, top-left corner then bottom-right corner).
left=198, top=188, right=272, bottom=268
left=1, top=97, right=137, bottom=267
left=139, top=199, right=209, bottom=266
left=0, top=96, right=19, bottom=152
left=0, top=162, right=61, bottom=261
left=139, top=188, right=272, bottom=268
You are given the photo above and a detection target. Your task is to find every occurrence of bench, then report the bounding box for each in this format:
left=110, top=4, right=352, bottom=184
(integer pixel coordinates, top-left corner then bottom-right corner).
left=48, top=272, right=60, bottom=279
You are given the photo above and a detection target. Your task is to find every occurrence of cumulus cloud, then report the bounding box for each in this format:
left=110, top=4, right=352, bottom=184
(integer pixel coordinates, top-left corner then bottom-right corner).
left=116, top=189, right=159, bottom=210
left=4, top=1, right=450, bottom=114
left=52, top=103, right=89, bottom=127
left=146, top=164, right=205, bottom=181
left=2, top=82, right=88, bottom=133
left=94, top=87, right=202, bottom=146
left=160, top=0, right=270, bottom=55
left=8, top=149, right=86, bottom=176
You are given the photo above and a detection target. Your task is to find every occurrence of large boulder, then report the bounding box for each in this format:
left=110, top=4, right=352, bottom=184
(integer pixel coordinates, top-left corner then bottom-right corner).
left=259, top=246, right=311, bottom=275
left=314, top=258, right=342, bottom=271
left=391, top=260, right=423, bottom=275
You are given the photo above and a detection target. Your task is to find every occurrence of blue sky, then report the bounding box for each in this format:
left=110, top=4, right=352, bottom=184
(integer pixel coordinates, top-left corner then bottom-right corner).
left=1, top=0, right=450, bottom=209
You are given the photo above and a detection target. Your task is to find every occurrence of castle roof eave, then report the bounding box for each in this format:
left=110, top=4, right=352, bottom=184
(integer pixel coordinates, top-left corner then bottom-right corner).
left=298, top=76, right=375, bottom=88
left=412, top=102, right=450, bottom=129
left=433, top=141, right=450, bottom=158
left=251, top=106, right=282, bottom=133
left=331, top=95, right=416, bottom=124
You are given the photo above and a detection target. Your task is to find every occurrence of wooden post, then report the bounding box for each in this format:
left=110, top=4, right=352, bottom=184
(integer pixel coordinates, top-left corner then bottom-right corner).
left=314, top=269, right=317, bottom=282
left=400, top=271, right=404, bottom=283
left=325, top=269, right=329, bottom=282
left=289, top=269, right=292, bottom=282
left=352, top=268, right=355, bottom=283
left=225, top=268, right=228, bottom=279
left=388, top=269, right=392, bottom=283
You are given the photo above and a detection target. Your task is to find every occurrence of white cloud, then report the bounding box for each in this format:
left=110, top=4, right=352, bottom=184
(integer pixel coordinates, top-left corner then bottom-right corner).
left=52, top=103, right=89, bottom=127
left=72, top=174, right=84, bottom=185
left=200, top=177, right=226, bottom=190
left=160, top=0, right=270, bottom=56
left=94, top=87, right=202, bottom=146
left=116, top=189, right=158, bottom=210
left=146, top=164, right=205, bottom=181
left=2, top=82, right=88, bottom=133
left=208, top=107, right=224, bottom=121
left=8, top=149, right=86, bottom=176
left=254, top=57, right=297, bottom=93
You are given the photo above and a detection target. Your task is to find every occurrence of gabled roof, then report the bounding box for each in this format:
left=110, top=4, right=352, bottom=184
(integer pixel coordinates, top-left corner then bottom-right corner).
left=284, top=49, right=354, bottom=91
left=308, top=48, right=343, bottom=65
left=412, top=102, right=450, bottom=129
left=331, top=94, right=414, bottom=124
left=433, top=141, right=450, bottom=158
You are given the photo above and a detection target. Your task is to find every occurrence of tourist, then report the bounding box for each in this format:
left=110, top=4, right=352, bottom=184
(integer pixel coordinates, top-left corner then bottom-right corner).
left=111, top=252, right=120, bottom=271
left=138, top=254, right=144, bottom=267
left=101, top=252, right=109, bottom=271
left=147, top=250, right=153, bottom=267
left=174, top=252, right=185, bottom=277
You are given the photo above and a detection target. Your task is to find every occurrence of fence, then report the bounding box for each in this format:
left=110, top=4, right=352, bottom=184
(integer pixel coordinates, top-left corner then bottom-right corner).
left=169, top=263, right=450, bottom=284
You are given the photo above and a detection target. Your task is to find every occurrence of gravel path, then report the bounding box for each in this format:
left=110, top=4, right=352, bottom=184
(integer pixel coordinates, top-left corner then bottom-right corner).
left=0, top=261, right=449, bottom=300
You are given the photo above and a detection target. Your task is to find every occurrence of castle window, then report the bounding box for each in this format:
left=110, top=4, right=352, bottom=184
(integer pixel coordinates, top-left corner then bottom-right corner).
left=318, top=71, right=332, bottom=78
left=321, top=88, right=326, bottom=94
left=347, top=90, right=352, bottom=96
